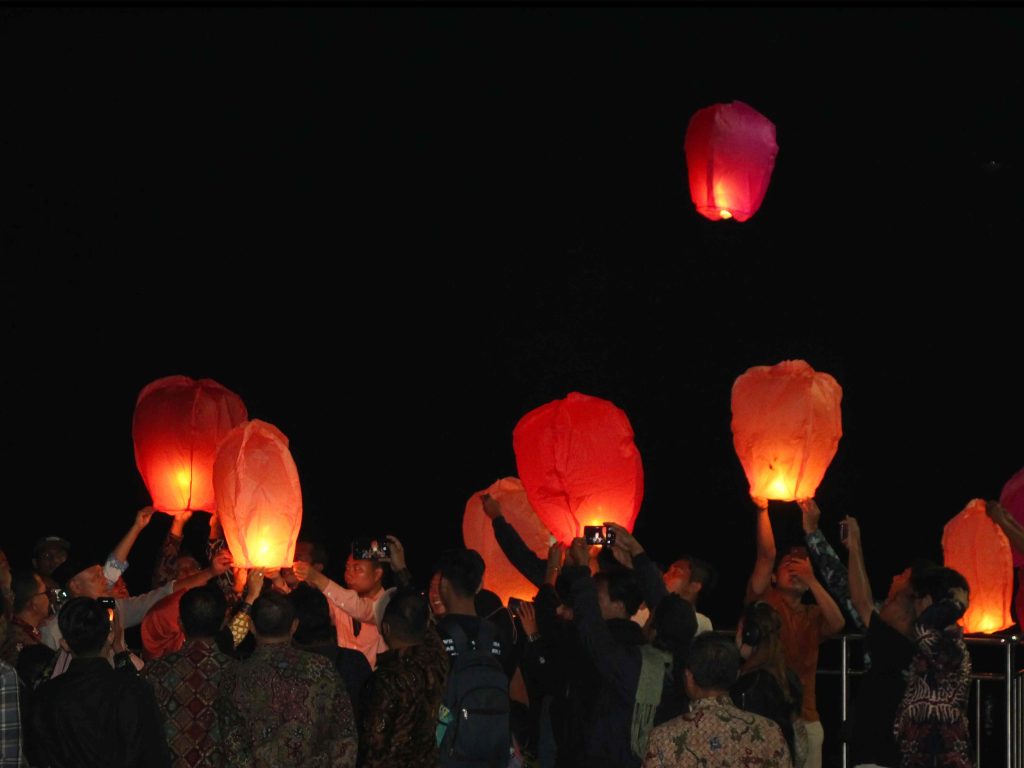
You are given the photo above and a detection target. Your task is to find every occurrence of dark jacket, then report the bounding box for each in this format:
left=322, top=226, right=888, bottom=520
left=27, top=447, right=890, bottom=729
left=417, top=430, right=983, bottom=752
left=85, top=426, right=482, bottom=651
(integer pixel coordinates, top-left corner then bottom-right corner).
left=28, top=656, right=171, bottom=768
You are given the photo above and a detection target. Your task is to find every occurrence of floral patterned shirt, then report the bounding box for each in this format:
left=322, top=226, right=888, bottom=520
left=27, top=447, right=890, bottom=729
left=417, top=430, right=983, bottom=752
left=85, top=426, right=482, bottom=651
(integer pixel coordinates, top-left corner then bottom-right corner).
left=642, top=694, right=791, bottom=768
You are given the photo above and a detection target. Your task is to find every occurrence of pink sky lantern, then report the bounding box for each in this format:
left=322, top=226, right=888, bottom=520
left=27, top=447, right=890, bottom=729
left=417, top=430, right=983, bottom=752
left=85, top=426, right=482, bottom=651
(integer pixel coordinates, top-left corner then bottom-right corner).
left=943, top=498, right=1013, bottom=634
left=731, top=360, right=842, bottom=501
left=684, top=100, right=778, bottom=222
left=463, top=477, right=553, bottom=603
left=132, top=375, right=247, bottom=513
left=513, top=391, right=644, bottom=544
left=213, top=419, right=303, bottom=569
left=999, top=467, right=1024, bottom=567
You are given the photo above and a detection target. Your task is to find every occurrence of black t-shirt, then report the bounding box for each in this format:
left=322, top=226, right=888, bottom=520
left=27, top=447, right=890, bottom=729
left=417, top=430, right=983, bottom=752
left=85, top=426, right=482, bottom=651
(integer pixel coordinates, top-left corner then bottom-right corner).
left=437, top=613, right=510, bottom=674
left=848, top=611, right=915, bottom=767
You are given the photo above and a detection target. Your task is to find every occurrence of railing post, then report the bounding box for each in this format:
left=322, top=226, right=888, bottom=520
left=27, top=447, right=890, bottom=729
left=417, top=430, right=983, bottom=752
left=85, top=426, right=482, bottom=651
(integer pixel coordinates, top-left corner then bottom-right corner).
left=841, top=634, right=848, bottom=768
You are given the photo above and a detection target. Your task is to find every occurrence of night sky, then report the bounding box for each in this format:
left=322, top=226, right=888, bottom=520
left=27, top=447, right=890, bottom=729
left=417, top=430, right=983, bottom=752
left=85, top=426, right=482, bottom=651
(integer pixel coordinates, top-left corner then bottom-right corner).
left=3, top=5, right=1023, bottom=630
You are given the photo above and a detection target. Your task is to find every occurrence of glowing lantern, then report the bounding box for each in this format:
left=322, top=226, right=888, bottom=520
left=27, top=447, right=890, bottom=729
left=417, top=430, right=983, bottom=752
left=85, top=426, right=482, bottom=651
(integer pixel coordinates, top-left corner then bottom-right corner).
left=942, top=498, right=1013, bottom=634
left=463, top=477, right=553, bottom=603
left=731, top=360, right=842, bottom=501
left=133, top=376, right=247, bottom=513
left=684, top=101, right=778, bottom=222
left=513, top=391, right=643, bottom=544
left=213, top=419, right=302, bottom=569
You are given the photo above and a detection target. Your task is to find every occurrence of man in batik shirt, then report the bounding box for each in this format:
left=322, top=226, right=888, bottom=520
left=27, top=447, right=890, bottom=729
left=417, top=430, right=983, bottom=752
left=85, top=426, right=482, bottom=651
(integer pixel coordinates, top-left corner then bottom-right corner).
left=216, top=591, right=356, bottom=768
left=359, top=589, right=449, bottom=768
left=143, top=586, right=233, bottom=767
left=643, top=634, right=790, bottom=768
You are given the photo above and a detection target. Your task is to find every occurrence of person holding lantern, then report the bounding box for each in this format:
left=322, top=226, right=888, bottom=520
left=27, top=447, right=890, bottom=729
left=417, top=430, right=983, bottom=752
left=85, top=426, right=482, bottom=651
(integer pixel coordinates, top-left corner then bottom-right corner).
left=292, top=536, right=400, bottom=669
left=842, top=515, right=923, bottom=768
left=747, top=497, right=845, bottom=768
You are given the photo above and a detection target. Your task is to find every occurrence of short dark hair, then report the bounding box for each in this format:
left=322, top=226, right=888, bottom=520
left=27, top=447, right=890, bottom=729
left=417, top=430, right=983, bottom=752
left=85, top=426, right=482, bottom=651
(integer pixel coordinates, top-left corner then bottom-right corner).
left=12, top=571, right=43, bottom=613
left=58, top=597, right=110, bottom=656
left=300, top=540, right=329, bottom=568
left=180, top=586, right=227, bottom=638
left=436, top=549, right=485, bottom=598
left=594, top=568, right=643, bottom=617
left=915, top=566, right=970, bottom=603
left=651, top=594, right=697, bottom=655
left=289, top=583, right=334, bottom=645
left=252, top=591, right=295, bottom=638
left=383, top=589, right=429, bottom=643
left=688, top=632, right=741, bottom=691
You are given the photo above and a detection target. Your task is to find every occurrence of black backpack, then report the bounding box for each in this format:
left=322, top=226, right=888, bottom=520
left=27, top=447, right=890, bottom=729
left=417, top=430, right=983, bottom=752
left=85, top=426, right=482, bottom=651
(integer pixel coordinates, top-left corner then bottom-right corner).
left=439, top=619, right=511, bottom=768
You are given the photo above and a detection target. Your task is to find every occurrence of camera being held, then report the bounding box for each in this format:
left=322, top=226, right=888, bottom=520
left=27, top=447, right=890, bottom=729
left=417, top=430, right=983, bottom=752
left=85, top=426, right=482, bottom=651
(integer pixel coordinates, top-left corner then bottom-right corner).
left=583, top=523, right=616, bottom=547
left=352, top=536, right=391, bottom=562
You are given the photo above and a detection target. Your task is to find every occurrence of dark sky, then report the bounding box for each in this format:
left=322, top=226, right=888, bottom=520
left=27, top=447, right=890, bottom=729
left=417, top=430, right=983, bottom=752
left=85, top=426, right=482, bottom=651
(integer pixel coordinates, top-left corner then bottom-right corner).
left=3, top=5, right=1023, bottom=627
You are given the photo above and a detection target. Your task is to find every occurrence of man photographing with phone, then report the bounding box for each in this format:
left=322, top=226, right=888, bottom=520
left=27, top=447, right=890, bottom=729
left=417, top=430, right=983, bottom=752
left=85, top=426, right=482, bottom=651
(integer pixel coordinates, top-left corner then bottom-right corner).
left=293, top=535, right=404, bottom=669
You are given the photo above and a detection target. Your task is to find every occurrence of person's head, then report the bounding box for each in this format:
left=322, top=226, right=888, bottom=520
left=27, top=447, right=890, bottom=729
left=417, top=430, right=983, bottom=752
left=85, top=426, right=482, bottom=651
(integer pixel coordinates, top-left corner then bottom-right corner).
left=12, top=571, right=50, bottom=621
left=436, top=548, right=485, bottom=611
left=649, top=594, right=697, bottom=657
left=32, top=536, right=70, bottom=577
left=179, top=586, right=227, bottom=639
left=912, top=565, right=970, bottom=614
left=663, top=555, right=718, bottom=606
left=295, top=540, right=328, bottom=570
left=772, top=546, right=811, bottom=596
left=59, top=562, right=109, bottom=599
left=344, top=540, right=387, bottom=597
left=289, top=583, right=335, bottom=645
left=381, top=588, right=430, bottom=648
left=594, top=568, right=643, bottom=621
left=251, top=591, right=297, bottom=642
left=57, top=597, right=111, bottom=657
left=685, top=632, right=741, bottom=699
left=175, top=555, right=202, bottom=581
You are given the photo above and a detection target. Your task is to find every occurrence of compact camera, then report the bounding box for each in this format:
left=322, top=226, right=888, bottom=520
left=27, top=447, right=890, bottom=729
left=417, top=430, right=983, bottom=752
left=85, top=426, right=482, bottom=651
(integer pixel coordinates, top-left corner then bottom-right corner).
left=352, top=537, right=391, bottom=562
left=583, top=524, right=616, bottom=547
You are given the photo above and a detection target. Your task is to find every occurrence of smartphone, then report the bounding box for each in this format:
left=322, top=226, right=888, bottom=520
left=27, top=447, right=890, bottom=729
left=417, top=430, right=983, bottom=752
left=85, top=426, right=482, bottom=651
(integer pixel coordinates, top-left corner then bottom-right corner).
left=508, top=597, right=532, bottom=616
left=352, top=536, right=391, bottom=562
left=839, top=520, right=849, bottom=542
left=583, top=524, right=616, bottom=547
left=98, top=597, right=116, bottom=622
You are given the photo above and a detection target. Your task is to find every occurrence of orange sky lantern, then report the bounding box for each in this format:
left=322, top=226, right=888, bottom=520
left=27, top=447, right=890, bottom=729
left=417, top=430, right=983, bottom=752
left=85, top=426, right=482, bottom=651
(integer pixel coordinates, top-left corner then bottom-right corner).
left=513, top=391, right=643, bottom=544
left=463, top=477, right=553, bottom=603
left=684, top=101, right=778, bottom=222
left=943, top=498, right=1013, bottom=634
left=213, top=419, right=302, bottom=569
left=132, top=375, right=247, bottom=513
left=731, top=360, right=842, bottom=501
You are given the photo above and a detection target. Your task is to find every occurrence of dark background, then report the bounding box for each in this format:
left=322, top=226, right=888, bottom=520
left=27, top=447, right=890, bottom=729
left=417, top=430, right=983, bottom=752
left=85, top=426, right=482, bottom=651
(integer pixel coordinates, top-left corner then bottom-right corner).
left=3, top=6, right=1023, bottom=635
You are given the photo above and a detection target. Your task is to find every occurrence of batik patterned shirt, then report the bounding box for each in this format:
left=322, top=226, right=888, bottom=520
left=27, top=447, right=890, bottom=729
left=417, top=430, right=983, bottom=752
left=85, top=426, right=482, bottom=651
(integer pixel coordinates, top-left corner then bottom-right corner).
left=642, top=695, right=791, bottom=768
left=142, top=638, right=233, bottom=768
left=359, top=631, right=449, bottom=768
left=0, top=659, right=24, bottom=768
left=216, top=643, right=356, bottom=768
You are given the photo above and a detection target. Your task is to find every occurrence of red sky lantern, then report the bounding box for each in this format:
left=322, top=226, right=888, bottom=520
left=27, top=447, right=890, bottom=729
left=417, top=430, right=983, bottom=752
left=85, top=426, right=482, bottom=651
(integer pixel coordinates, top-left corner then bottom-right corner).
left=513, top=391, right=643, bottom=544
left=943, top=498, right=1013, bottom=634
left=213, top=419, right=302, bottom=569
left=684, top=100, right=778, bottom=222
left=731, top=360, right=842, bottom=501
left=463, top=477, right=553, bottom=603
left=1000, top=467, right=1024, bottom=567
left=133, top=375, right=247, bottom=513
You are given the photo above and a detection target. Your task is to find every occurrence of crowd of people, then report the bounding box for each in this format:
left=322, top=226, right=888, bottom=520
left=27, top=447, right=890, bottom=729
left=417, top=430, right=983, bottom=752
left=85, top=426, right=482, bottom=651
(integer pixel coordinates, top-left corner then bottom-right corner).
left=0, top=491, right=995, bottom=768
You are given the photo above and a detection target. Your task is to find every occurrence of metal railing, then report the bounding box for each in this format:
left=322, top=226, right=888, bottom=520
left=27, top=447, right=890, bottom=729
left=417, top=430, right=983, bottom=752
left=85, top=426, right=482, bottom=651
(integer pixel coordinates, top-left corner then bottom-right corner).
left=817, top=632, right=1022, bottom=768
